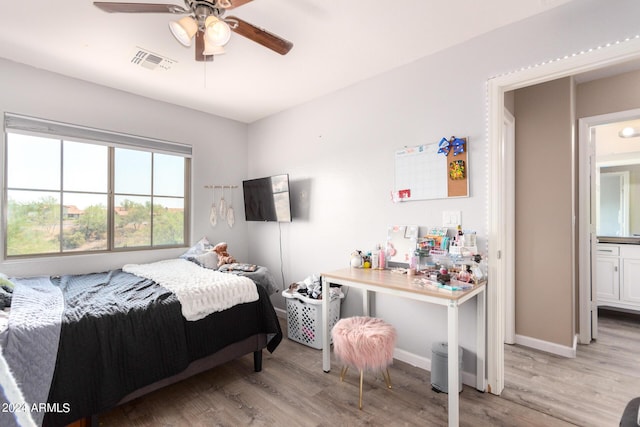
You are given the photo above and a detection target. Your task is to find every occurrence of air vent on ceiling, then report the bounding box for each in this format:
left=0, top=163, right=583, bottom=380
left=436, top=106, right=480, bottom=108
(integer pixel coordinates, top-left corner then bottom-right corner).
left=130, top=47, right=176, bottom=71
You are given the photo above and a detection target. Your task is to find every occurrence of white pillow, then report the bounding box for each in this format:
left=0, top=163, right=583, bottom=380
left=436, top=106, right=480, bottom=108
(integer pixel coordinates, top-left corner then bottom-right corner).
left=193, top=251, right=219, bottom=269
left=180, top=237, right=212, bottom=258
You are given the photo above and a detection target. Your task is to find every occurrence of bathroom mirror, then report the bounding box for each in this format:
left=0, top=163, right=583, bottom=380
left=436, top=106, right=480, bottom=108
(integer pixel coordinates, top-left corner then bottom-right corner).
left=597, top=170, right=630, bottom=236
left=386, top=225, right=418, bottom=267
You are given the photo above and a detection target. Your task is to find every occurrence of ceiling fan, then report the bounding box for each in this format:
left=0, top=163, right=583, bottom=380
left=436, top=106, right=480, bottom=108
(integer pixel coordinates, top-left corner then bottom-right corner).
left=93, top=1, right=293, bottom=62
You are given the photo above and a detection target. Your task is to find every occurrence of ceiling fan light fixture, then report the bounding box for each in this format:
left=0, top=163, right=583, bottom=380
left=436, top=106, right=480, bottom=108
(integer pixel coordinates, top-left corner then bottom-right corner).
left=205, top=16, right=232, bottom=46
left=169, top=16, right=198, bottom=47
left=203, top=37, right=226, bottom=56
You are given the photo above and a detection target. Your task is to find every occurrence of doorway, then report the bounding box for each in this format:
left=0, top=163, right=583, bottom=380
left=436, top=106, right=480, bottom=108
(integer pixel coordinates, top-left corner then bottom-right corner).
left=487, top=37, right=640, bottom=396
left=578, top=110, right=640, bottom=343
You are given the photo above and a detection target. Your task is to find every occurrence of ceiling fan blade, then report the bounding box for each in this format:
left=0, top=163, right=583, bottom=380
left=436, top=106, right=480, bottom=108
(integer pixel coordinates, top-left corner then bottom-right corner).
left=93, top=2, right=188, bottom=13
left=227, top=16, right=293, bottom=55
left=195, top=31, right=214, bottom=62
left=220, top=0, right=253, bottom=10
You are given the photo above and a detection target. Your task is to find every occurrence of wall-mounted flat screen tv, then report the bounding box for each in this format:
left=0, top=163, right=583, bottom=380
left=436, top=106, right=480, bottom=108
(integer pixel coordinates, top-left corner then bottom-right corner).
left=242, top=174, right=292, bottom=222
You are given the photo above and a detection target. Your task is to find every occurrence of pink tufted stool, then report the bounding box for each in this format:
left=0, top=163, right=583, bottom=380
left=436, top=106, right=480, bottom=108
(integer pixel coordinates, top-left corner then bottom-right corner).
left=331, top=316, right=397, bottom=409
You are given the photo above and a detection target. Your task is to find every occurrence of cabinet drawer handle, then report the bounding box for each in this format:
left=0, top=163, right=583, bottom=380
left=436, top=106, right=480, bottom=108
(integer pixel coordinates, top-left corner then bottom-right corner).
left=598, top=249, right=614, bottom=253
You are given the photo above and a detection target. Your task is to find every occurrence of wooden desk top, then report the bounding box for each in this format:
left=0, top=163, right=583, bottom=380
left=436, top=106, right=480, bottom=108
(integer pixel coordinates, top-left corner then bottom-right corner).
left=322, top=267, right=486, bottom=302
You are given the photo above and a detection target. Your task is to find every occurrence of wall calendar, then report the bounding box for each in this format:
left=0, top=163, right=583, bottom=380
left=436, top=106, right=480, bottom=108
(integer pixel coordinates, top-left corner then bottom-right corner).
left=393, top=137, right=469, bottom=202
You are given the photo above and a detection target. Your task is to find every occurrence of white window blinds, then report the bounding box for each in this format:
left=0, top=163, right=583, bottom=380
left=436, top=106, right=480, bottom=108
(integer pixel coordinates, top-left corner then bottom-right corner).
left=4, top=113, right=192, bottom=157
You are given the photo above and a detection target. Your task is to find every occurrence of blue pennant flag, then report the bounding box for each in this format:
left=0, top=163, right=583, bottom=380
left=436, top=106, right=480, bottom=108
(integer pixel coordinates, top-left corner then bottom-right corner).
left=437, top=137, right=450, bottom=155
left=451, top=137, right=465, bottom=156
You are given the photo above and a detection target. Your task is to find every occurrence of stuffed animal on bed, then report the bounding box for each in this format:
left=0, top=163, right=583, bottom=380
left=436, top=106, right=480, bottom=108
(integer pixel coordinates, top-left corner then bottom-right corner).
left=212, top=242, right=236, bottom=267
left=0, top=277, right=14, bottom=310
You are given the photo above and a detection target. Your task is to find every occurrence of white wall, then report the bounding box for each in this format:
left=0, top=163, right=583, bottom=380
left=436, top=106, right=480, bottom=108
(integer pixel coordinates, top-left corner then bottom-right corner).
left=513, top=78, right=575, bottom=347
left=0, top=58, right=249, bottom=277
left=247, top=0, right=640, bottom=374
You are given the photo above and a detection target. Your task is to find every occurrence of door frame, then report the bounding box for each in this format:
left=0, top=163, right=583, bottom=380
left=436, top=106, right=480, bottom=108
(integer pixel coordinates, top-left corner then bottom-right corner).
left=503, top=108, right=516, bottom=345
left=578, top=108, right=640, bottom=344
left=487, top=36, right=640, bottom=395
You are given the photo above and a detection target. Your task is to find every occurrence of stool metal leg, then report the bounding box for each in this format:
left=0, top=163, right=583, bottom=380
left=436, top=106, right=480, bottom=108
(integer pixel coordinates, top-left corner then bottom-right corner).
left=340, top=366, right=348, bottom=382
left=382, top=368, right=392, bottom=389
left=359, top=369, right=364, bottom=410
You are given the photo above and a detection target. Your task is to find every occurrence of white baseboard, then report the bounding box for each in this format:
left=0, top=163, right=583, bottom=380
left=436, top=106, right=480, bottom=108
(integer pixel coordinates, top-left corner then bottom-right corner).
left=514, top=333, right=577, bottom=358
left=275, top=307, right=286, bottom=318
left=393, top=347, right=430, bottom=371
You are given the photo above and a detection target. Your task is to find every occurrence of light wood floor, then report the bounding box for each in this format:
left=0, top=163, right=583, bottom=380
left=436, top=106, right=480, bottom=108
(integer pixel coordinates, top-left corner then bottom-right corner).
left=100, top=310, right=639, bottom=426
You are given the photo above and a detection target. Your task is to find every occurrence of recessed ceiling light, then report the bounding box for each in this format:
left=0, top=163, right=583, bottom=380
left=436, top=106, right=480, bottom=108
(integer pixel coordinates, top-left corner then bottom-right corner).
left=618, top=126, right=640, bottom=138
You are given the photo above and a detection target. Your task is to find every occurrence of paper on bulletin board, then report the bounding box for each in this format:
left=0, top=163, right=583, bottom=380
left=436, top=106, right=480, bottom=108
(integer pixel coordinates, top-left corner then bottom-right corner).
left=393, top=139, right=469, bottom=201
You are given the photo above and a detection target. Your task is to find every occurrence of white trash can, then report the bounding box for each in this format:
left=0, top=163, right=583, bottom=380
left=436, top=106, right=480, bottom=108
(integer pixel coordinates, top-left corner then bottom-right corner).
left=430, top=342, right=463, bottom=393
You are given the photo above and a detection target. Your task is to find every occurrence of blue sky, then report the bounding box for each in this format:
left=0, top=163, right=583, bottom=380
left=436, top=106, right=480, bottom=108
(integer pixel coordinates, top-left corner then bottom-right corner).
left=7, top=133, right=184, bottom=209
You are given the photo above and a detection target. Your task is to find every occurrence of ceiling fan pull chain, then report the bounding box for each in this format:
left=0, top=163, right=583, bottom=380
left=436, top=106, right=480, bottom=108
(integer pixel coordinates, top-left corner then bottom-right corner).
left=204, top=60, right=208, bottom=88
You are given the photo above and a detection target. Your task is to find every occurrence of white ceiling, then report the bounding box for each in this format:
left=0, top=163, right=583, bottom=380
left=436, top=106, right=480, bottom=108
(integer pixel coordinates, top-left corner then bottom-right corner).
left=0, top=0, right=577, bottom=123
left=596, top=119, right=640, bottom=158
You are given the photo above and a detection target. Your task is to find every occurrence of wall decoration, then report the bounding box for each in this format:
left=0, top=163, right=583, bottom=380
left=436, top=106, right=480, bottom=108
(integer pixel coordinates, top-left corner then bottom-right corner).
left=449, top=160, right=465, bottom=180
left=204, top=185, right=238, bottom=228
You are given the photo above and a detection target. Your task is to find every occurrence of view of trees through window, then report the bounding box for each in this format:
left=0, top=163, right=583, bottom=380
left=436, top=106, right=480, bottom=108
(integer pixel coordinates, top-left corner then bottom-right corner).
left=5, top=132, right=187, bottom=257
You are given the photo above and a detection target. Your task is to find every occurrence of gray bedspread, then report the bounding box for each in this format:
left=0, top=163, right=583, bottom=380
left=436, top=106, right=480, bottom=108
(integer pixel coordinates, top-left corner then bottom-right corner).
left=217, top=265, right=279, bottom=295
left=0, top=276, right=64, bottom=427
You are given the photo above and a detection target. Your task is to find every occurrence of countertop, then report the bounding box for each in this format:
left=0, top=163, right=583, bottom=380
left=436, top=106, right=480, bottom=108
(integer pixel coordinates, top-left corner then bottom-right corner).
left=597, top=236, right=640, bottom=245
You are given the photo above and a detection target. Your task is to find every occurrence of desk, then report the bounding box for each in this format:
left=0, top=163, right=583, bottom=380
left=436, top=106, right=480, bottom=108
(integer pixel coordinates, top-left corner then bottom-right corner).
left=321, top=268, right=486, bottom=427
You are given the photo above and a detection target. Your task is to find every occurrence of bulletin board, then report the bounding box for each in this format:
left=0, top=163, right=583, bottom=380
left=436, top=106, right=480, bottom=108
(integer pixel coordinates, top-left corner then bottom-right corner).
left=394, top=137, right=469, bottom=201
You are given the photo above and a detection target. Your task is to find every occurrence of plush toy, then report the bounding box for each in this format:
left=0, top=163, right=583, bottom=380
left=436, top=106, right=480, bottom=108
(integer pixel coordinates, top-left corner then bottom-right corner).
left=212, top=242, right=236, bottom=267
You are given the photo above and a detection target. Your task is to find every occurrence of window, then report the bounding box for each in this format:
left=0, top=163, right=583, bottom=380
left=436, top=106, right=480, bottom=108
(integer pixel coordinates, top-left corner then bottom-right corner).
left=4, top=114, right=191, bottom=257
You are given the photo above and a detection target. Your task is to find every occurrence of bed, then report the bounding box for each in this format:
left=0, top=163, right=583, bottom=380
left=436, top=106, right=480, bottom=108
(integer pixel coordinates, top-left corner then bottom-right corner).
left=0, top=253, right=282, bottom=427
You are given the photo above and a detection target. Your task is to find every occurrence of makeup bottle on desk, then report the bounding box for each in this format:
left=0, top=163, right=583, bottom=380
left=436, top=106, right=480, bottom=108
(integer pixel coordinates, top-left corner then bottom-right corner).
left=371, top=246, right=379, bottom=269
left=410, top=250, right=419, bottom=271
left=456, top=225, right=463, bottom=247
left=379, top=245, right=386, bottom=269
left=408, top=250, right=419, bottom=275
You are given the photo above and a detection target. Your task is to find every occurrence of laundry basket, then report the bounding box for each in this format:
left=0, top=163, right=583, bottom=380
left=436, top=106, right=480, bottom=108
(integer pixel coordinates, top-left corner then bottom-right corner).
left=282, top=289, right=342, bottom=350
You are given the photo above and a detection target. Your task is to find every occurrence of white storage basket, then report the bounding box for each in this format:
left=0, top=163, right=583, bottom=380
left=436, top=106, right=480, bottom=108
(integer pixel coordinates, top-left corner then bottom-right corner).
left=282, top=290, right=342, bottom=350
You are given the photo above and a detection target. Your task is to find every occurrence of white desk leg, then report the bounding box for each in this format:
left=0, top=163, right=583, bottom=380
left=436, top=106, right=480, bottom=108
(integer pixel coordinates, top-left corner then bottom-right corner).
left=363, top=289, right=371, bottom=316
left=476, top=288, right=486, bottom=391
left=447, top=301, right=459, bottom=427
left=322, top=276, right=331, bottom=373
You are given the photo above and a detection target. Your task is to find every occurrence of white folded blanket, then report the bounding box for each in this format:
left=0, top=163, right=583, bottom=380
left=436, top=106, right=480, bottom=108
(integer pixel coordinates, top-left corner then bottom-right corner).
left=123, top=258, right=258, bottom=321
